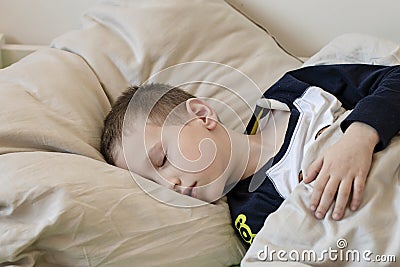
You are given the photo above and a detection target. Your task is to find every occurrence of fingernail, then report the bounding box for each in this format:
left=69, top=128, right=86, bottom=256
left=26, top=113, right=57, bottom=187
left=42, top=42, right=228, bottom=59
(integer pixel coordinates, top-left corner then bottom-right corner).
left=315, top=211, right=324, bottom=219
left=350, top=205, right=357, bottom=211
left=333, top=213, right=340, bottom=220
left=310, top=205, right=316, bottom=211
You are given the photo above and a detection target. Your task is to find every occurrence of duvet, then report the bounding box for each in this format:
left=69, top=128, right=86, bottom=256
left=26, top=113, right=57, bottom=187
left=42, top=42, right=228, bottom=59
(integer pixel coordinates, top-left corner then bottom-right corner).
left=242, top=34, right=400, bottom=267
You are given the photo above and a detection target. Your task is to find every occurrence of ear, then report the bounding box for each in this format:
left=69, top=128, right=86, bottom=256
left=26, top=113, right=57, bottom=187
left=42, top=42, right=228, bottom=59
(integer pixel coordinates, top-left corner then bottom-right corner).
left=185, top=98, right=218, bottom=130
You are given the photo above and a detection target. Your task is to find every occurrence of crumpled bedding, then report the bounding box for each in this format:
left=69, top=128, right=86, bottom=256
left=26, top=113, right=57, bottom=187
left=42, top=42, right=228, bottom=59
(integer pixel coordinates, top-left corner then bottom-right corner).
left=1, top=1, right=398, bottom=266
left=0, top=151, right=243, bottom=267
left=0, top=0, right=303, bottom=266
left=242, top=33, right=400, bottom=267
left=0, top=47, right=246, bottom=267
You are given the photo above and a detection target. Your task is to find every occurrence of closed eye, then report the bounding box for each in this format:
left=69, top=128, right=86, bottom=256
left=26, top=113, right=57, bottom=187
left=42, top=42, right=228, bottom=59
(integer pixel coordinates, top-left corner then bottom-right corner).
left=149, top=142, right=168, bottom=168
left=160, top=154, right=168, bottom=167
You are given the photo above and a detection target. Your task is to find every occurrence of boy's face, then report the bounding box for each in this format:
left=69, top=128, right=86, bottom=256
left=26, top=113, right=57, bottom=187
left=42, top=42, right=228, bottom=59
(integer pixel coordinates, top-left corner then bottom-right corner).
left=115, top=114, right=232, bottom=203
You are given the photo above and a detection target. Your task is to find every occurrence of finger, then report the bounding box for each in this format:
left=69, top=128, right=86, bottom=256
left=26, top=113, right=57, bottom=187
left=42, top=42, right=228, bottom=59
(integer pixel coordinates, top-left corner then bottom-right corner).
left=314, top=176, right=341, bottom=219
left=350, top=176, right=366, bottom=211
left=309, top=170, right=329, bottom=212
left=332, top=178, right=353, bottom=220
left=304, top=157, right=323, bottom=183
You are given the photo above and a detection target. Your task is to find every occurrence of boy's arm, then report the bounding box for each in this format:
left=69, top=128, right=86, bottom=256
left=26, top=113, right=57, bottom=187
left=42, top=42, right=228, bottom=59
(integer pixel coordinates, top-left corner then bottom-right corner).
left=264, top=64, right=400, bottom=151
left=264, top=64, right=400, bottom=220
left=337, top=66, right=400, bottom=151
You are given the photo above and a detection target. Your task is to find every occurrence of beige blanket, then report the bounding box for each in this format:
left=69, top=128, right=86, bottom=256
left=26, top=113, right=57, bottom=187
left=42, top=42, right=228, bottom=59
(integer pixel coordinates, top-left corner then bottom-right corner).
left=242, top=34, right=400, bottom=267
left=243, top=112, right=400, bottom=266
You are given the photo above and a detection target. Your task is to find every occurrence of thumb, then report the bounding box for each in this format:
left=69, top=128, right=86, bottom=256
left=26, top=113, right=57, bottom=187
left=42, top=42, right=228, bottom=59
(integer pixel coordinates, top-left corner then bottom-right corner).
left=304, top=157, right=323, bottom=183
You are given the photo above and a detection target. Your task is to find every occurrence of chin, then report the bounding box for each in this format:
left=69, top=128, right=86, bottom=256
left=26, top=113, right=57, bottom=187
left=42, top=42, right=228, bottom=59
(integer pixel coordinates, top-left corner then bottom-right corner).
left=197, top=187, right=224, bottom=203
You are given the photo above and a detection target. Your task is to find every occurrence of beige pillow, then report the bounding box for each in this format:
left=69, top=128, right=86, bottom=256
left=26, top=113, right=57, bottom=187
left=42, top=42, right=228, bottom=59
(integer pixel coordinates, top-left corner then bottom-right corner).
left=1, top=0, right=303, bottom=266
left=0, top=48, right=109, bottom=159
left=52, top=0, right=301, bottom=132
left=0, top=47, right=246, bottom=266
left=0, top=152, right=246, bottom=267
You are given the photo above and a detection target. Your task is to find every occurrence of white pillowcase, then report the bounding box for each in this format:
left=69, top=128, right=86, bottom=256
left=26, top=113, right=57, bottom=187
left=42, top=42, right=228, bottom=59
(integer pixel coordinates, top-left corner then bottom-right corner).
left=303, top=33, right=400, bottom=66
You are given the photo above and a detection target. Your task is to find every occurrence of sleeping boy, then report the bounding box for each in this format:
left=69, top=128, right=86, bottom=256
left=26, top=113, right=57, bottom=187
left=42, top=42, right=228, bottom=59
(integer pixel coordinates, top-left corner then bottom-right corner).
left=100, top=64, right=400, bottom=244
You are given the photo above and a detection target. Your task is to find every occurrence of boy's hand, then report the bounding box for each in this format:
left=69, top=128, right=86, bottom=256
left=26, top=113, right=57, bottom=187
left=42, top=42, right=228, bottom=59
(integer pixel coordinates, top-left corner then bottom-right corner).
left=304, top=122, right=379, bottom=220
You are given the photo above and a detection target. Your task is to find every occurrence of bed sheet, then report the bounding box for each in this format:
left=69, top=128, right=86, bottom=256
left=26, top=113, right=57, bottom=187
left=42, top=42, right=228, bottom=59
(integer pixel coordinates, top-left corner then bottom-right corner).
left=242, top=33, right=400, bottom=267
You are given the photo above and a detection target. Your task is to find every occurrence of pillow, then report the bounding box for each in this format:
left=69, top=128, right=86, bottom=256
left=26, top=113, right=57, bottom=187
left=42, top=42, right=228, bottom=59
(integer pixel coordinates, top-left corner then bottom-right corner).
left=303, top=33, right=400, bottom=66
left=1, top=0, right=303, bottom=266
left=52, top=0, right=302, bottom=132
left=0, top=47, right=245, bottom=267
left=0, top=152, right=245, bottom=267
left=0, top=48, right=109, bottom=160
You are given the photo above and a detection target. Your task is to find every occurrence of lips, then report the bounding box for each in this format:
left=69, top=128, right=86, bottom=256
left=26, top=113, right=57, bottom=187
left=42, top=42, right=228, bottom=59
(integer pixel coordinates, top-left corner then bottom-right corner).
left=182, top=182, right=197, bottom=198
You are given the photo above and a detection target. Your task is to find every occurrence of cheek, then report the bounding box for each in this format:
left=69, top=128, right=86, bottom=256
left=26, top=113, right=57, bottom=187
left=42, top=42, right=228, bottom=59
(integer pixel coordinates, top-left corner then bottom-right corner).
left=167, top=128, right=217, bottom=174
left=178, top=135, right=201, bottom=161
left=197, top=177, right=226, bottom=202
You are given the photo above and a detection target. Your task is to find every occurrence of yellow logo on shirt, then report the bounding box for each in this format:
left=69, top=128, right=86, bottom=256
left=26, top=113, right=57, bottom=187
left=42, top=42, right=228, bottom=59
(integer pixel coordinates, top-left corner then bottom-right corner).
left=235, top=214, right=256, bottom=244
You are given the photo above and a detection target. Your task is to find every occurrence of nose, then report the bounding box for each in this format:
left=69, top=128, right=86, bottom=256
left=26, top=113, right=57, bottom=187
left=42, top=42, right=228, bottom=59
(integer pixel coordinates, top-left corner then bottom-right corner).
left=166, top=177, right=182, bottom=191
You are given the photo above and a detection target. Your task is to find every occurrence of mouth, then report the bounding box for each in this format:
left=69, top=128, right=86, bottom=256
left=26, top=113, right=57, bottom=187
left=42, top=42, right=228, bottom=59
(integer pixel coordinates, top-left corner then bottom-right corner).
left=182, top=182, right=197, bottom=198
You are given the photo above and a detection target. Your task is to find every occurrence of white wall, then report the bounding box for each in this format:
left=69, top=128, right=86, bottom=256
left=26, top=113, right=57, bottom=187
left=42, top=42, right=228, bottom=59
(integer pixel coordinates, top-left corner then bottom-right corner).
left=227, top=0, right=400, bottom=57
left=1, top=0, right=399, bottom=56
left=0, top=0, right=98, bottom=45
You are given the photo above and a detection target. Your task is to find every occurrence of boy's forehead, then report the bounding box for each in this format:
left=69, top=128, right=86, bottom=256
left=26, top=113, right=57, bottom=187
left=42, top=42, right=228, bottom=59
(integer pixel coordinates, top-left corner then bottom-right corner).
left=119, top=123, right=160, bottom=167
left=124, top=120, right=182, bottom=151
left=124, top=121, right=163, bottom=144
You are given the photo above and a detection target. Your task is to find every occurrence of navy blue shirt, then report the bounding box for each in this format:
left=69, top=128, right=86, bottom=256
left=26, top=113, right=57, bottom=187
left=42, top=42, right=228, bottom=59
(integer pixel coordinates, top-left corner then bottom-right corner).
left=227, top=64, right=400, bottom=246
